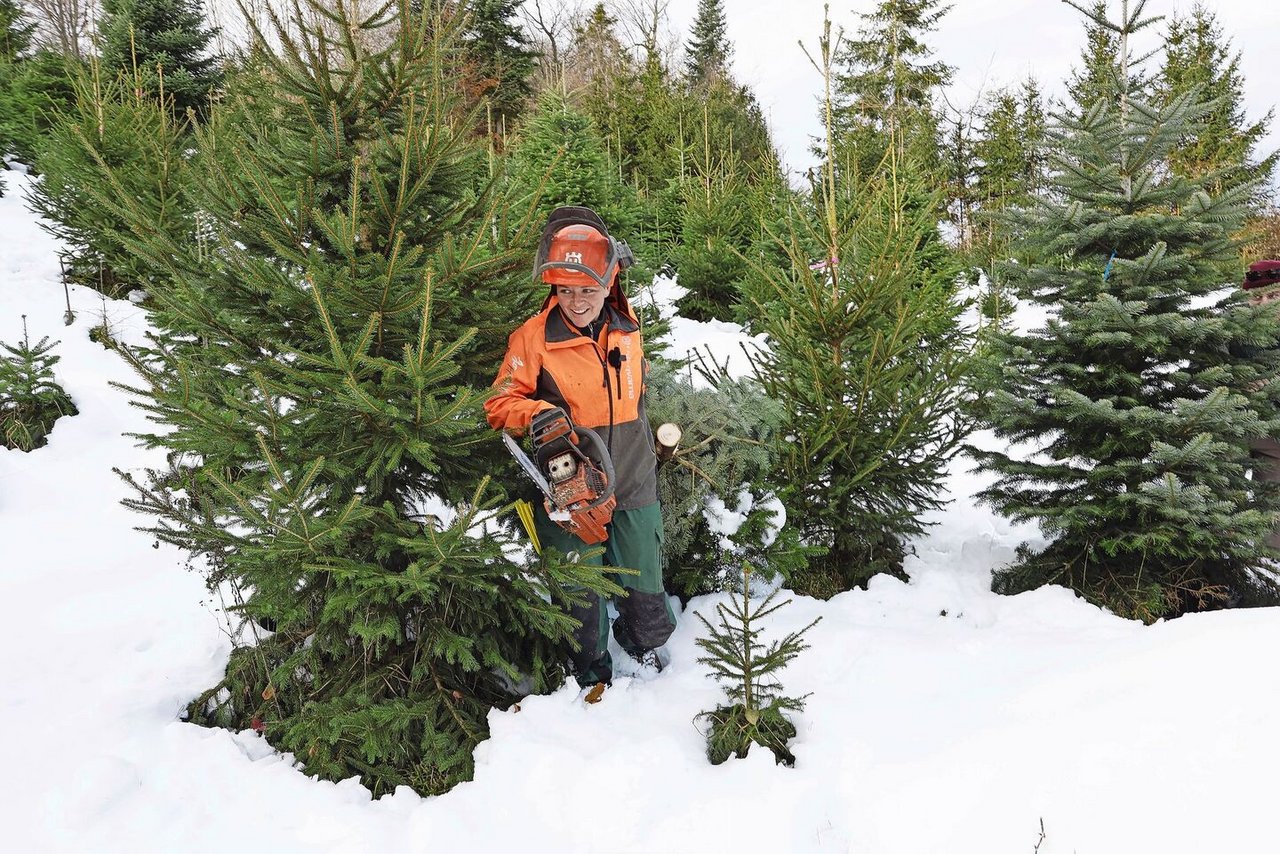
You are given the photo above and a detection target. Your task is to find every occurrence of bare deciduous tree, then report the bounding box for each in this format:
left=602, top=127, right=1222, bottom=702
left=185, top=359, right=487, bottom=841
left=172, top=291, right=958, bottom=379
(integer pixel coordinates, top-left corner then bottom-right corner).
left=520, top=0, right=580, bottom=70
left=26, top=0, right=98, bottom=58
left=613, top=0, right=677, bottom=68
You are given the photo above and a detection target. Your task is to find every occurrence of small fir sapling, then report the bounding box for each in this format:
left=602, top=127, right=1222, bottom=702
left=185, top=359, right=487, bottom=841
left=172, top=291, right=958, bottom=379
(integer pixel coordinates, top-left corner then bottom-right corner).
left=0, top=315, right=78, bottom=451
left=694, top=562, right=819, bottom=766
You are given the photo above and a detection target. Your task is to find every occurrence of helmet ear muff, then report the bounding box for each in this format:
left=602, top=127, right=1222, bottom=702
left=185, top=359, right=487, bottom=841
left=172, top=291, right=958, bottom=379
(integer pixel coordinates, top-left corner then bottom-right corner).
left=614, top=240, right=635, bottom=271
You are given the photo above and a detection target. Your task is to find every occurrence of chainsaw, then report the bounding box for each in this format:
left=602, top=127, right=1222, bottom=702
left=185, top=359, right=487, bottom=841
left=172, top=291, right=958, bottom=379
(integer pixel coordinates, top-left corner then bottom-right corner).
left=503, top=407, right=617, bottom=545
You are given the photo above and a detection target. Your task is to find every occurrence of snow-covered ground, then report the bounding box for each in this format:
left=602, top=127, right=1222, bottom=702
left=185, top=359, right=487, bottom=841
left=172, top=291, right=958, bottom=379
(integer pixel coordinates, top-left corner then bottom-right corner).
left=3, top=168, right=1279, bottom=854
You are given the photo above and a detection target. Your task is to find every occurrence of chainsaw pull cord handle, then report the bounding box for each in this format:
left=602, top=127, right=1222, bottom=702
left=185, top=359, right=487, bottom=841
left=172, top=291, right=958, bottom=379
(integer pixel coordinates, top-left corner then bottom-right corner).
left=571, top=425, right=617, bottom=510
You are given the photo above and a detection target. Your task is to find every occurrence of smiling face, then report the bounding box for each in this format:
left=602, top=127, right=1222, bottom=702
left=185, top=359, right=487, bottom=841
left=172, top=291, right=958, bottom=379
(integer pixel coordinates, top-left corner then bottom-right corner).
left=557, top=284, right=608, bottom=326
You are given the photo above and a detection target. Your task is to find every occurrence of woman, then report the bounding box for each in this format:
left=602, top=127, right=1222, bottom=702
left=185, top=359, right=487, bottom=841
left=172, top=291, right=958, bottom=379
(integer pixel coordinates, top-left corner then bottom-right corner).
left=485, top=207, right=675, bottom=697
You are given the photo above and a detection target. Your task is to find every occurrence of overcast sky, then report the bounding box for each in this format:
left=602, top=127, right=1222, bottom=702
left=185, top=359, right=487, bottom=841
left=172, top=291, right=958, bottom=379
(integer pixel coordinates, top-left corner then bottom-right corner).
left=665, top=0, right=1280, bottom=189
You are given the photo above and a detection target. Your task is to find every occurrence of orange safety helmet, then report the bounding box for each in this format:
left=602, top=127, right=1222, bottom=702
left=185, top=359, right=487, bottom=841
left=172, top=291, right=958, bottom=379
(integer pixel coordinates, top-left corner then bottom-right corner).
left=1244, top=259, right=1280, bottom=291
left=534, top=206, right=634, bottom=288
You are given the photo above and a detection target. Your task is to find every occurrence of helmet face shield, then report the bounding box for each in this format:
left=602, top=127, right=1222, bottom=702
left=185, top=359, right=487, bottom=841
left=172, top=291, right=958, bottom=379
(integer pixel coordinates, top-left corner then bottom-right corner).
left=535, top=206, right=634, bottom=288
left=542, top=224, right=614, bottom=286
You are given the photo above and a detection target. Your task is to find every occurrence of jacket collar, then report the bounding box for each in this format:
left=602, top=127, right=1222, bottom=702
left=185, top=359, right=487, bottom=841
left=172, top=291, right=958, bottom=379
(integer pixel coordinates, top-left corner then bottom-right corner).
left=544, top=299, right=638, bottom=344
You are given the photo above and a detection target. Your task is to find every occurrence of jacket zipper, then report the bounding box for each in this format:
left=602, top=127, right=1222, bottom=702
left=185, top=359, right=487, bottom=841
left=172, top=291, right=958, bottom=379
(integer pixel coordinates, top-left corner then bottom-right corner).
left=589, top=329, right=616, bottom=453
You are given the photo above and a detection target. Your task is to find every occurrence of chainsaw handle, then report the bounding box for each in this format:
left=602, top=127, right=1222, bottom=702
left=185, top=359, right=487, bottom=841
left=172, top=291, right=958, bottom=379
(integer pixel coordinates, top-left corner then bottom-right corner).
left=572, top=425, right=617, bottom=509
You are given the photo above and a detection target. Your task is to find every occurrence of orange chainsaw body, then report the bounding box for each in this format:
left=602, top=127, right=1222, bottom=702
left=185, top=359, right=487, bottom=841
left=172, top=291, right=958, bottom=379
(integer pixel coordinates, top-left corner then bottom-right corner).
left=531, top=411, right=616, bottom=545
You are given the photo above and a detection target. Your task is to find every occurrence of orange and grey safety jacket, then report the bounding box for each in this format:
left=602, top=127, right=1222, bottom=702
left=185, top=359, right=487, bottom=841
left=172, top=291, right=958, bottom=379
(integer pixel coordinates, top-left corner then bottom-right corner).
left=486, top=289, right=658, bottom=511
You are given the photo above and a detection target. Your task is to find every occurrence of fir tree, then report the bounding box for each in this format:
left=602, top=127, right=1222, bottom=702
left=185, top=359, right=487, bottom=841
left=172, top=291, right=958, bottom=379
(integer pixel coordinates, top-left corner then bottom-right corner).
left=568, top=1, right=778, bottom=275
left=974, top=78, right=1048, bottom=224
left=670, top=120, right=758, bottom=322
left=694, top=562, right=819, bottom=766
left=568, top=2, right=682, bottom=203
left=683, top=0, right=730, bottom=87
left=460, top=0, right=536, bottom=132
left=621, top=53, right=682, bottom=197
left=97, top=0, right=222, bottom=120
left=0, top=316, right=78, bottom=451
left=670, top=39, right=780, bottom=307
left=938, top=103, right=980, bottom=252
left=95, top=1, right=615, bottom=796
left=0, top=0, right=38, bottom=178
left=684, top=76, right=777, bottom=179
left=968, top=77, right=1049, bottom=317
left=829, top=0, right=952, bottom=182
left=0, top=0, right=19, bottom=192
left=25, top=65, right=192, bottom=294
left=973, top=0, right=1280, bottom=622
left=1065, top=0, right=1152, bottom=113
left=0, top=11, right=77, bottom=170
left=0, top=0, right=34, bottom=61
left=564, top=2, right=629, bottom=98
left=2, top=48, right=81, bottom=166
left=1158, top=3, right=1275, bottom=199
left=742, top=13, right=972, bottom=597
left=507, top=90, right=641, bottom=231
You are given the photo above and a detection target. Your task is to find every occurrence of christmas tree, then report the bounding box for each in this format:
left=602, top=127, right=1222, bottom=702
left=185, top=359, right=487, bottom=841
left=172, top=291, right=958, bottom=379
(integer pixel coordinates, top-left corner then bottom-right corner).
left=97, top=0, right=614, bottom=796
left=683, top=0, right=731, bottom=87
left=25, top=66, right=192, bottom=295
left=1157, top=3, right=1276, bottom=202
left=973, top=0, right=1280, bottom=621
left=742, top=11, right=972, bottom=597
left=458, top=0, right=535, bottom=133
left=0, top=316, right=78, bottom=451
left=0, top=0, right=78, bottom=173
left=97, top=0, right=222, bottom=120
left=645, top=358, right=811, bottom=602
left=671, top=133, right=757, bottom=322
left=507, top=89, right=640, bottom=231
left=695, top=562, right=819, bottom=766
left=830, top=0, right=952, bottom=183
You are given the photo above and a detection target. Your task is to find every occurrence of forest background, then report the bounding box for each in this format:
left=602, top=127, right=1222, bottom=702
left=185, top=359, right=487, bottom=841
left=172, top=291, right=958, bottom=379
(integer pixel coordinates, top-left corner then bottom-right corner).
left=4, top=0, right=1280, bottom=798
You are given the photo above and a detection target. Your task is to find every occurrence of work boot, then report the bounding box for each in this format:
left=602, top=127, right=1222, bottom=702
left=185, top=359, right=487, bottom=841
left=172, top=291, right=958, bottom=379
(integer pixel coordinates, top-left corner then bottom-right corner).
left=625, top=646, right=669, bottom=675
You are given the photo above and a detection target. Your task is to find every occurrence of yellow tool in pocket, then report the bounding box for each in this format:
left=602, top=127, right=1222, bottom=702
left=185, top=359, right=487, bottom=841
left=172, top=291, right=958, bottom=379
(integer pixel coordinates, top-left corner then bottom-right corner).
left=515, top=498, right=541, bottom=554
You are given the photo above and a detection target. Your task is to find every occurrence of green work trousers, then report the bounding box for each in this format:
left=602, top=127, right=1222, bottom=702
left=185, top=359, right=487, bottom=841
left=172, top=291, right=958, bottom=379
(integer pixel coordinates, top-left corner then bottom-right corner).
left=535, top=501, right=676, bottom=686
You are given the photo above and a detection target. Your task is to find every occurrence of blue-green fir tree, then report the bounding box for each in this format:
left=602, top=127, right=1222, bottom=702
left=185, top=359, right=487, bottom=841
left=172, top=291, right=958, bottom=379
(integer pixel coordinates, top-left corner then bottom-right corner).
left=972, top=0, right=1280, bottom=622
left=645, top=359, right=813, bottom=602
left=97, top=0, right=222, bottom=119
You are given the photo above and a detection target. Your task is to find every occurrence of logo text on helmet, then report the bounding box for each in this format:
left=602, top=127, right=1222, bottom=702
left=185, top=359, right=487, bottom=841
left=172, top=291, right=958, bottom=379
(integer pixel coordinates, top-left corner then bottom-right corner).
left=564, top=251, right=583, bottom=265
